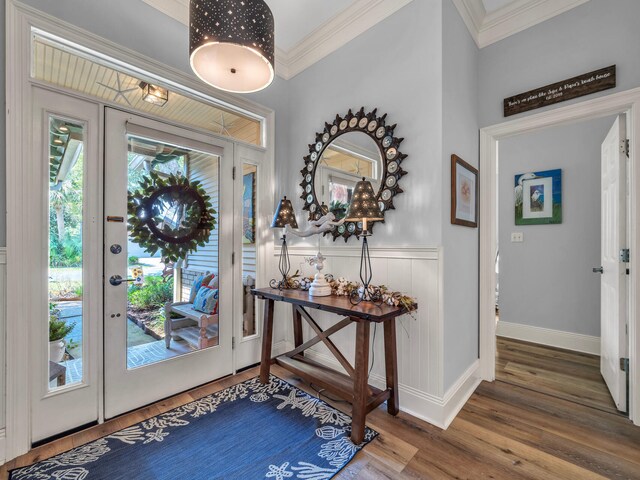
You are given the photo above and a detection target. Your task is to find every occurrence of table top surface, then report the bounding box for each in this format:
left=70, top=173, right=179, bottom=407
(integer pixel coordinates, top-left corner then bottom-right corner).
left=251, top=288, right=415, bottom=322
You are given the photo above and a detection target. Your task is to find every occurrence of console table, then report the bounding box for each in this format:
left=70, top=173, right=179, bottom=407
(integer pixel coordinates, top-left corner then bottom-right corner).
left=252, top=287, right=416, bottom=444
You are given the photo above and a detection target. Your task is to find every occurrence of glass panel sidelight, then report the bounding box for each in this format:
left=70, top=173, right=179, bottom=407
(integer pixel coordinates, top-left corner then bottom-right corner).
left=242, top=164, right=258, bottom=337
left=126, top=135, right=220, bottom=369
left=48, top=116, right=85, bottom=390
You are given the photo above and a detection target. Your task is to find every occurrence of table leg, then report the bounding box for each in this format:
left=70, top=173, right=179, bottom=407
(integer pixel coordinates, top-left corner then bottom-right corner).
left=384, top=318, right=399, bottom=415
left=260, top=298, right=275, bottom=384
left=351, top=320, right=370, bottom=444
left=292, top=304, right=303, bottom=356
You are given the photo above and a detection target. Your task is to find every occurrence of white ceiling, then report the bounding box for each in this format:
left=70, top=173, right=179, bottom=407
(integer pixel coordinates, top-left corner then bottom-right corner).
left=266, top=0, right=356, bottom=52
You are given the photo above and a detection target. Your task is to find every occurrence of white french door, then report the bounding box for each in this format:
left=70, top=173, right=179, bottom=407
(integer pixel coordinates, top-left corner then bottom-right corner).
left=103, top=109, right=235, bottom=418
left=31, top=88, right=101, bottom=442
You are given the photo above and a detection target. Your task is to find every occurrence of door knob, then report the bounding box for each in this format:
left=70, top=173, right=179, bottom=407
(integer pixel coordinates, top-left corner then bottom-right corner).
left=592, top=266, right=604, bottom=274
left=109, top=275, right=139, bottom=286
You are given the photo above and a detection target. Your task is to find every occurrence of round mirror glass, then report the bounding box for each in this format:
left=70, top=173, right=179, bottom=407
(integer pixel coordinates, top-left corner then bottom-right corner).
left=314, top=131, right=382, bottom=221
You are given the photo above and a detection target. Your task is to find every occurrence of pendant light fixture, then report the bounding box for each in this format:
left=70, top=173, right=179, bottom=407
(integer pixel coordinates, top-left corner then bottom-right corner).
left=189, top=0, right=275, bottom=94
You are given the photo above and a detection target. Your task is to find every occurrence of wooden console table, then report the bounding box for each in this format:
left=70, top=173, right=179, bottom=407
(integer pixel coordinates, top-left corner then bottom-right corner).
left=252, top=288, right=416, bottom=444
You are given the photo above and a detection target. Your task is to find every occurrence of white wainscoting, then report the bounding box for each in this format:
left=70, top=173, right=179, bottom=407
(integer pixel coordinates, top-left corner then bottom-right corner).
left=497, top=320, right=601, bottom=355
left=0, top=247, right=6, bottom=464
left=272, top=244, right=480, bottom=429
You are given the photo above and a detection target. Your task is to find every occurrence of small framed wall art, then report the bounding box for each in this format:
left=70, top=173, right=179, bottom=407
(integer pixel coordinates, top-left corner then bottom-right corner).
left=451, top=154, right=478, bottom=228
left=514, top=169, right=562, bottom=225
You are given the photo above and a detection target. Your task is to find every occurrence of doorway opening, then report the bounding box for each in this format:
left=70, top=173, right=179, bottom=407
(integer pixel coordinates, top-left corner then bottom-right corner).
left=479, top=88, right=640, bottom=427
left=493, top=114, right=628, bottom=415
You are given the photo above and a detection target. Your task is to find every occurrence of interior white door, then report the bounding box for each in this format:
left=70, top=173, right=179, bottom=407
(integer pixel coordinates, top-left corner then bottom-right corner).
left=600, top=114, right=629, bottom=412
left=31, top=87, right=101, bottom=442
left=104, top=109, right=234, bottom=418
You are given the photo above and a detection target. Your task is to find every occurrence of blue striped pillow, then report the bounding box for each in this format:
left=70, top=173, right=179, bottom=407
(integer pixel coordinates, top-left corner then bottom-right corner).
left=193, top=286, right=219, bottom=315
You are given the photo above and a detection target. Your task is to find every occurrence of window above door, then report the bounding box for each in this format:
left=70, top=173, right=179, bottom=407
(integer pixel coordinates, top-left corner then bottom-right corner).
left=31, top=32, right=264, bottom=147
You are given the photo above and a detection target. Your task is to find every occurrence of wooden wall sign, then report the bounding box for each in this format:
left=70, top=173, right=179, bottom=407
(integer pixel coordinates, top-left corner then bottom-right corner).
left=503, top=65, right=616, bottom=117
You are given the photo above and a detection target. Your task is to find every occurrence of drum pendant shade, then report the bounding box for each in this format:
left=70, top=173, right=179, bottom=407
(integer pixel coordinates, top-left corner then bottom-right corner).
left=189, top=0, right=275, bottom=93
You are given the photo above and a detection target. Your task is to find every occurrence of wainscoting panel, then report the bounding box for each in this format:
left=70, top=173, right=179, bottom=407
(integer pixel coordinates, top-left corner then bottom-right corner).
left=0, top=247, right=6, bottom=463
left=268, top=245, right=478, bottom=427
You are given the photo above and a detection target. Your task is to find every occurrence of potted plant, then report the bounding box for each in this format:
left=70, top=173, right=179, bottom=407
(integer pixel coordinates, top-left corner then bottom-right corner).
left=49, top=304, right=76, bottom=363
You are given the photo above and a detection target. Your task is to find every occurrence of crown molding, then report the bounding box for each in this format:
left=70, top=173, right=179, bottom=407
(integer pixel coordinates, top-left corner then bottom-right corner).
left=142, top=0, right=414, bottom=80
left=451, top=0, right=589, bottom=49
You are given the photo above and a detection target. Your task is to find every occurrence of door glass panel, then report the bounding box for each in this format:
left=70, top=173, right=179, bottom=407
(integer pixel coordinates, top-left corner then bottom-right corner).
left=126, top=135, right=220, bottom=369
left=48, top=116, right=85, bottom=390
left=242, top=164, right=257, bottom=337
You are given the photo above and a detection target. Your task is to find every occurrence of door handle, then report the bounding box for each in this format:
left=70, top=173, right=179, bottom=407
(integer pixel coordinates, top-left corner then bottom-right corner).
left=109, top=275, right=139, bottom=286
left=592, top=267, right=604, bottom=274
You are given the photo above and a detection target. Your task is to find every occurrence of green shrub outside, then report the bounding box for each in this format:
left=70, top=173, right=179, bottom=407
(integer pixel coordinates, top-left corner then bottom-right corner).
left=128, top=275, right=173, bottom=310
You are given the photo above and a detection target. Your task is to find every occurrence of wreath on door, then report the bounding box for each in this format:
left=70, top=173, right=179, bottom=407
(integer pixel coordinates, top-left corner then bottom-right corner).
left=128, top=171, right=216, bottom=262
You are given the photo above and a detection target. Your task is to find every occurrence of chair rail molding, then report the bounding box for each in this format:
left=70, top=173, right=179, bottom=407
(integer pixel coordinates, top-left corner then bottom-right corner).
left=479, top=86, right=640, bottom=427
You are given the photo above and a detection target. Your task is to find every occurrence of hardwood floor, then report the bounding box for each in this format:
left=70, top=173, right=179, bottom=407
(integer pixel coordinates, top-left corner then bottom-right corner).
left=496, top=336, right=619, bottom=414
left=3, top=359, right=640, bottom=479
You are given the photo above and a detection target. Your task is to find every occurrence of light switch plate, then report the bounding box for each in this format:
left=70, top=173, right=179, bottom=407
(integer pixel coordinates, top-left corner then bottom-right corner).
left=511, top=232, right=524, bottom=243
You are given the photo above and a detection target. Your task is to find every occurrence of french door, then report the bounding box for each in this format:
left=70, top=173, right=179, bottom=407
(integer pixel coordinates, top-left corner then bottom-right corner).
left=103, top=109, right=235, bottom=418
left=31, top=88, right=102, bottom=442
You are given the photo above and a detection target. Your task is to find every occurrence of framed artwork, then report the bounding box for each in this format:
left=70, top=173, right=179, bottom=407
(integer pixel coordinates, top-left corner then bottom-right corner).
left=242, top=172, right=256, bottom=244
left=451, top=154, right=478, bottom=228
left=514, top=169, right=562, bottom=225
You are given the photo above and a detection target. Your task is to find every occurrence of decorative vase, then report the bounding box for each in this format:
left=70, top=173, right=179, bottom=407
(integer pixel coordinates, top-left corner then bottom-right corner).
left=49, top=339, right=66, bottom=363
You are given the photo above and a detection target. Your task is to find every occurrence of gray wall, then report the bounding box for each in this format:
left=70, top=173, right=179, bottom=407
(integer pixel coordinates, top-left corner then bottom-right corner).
left=479, top=0, right=640, bottom=127
left=498, top=115, right=616, bottom=337
left=271, top=0, right=443, bottom=248
left=441, top=0, right=479, bottom=389
left=0, top=4, right=6, bottom=247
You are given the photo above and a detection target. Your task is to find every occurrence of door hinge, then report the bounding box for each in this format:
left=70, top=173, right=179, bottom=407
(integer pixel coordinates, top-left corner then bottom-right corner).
left=232, top=337, right=236, bottom=349
left=621, top=139, right=630, bottom=157
left=232, top=252, right=235, bottom=265
left=620, top=248, right=630, bottom=263
left=620, top=357, right=629, bottom=372
left=232, top=166, right=236, bottom=180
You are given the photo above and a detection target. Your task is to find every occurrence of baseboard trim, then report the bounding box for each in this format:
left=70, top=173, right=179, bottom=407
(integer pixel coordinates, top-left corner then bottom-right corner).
left=497, top=321, right=600, bottom=355
left=298, top=346, right=480, bottom=429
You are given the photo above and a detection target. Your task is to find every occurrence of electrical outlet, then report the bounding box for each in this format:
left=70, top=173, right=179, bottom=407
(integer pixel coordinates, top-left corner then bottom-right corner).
left=511, top=232, right=524, bottom=243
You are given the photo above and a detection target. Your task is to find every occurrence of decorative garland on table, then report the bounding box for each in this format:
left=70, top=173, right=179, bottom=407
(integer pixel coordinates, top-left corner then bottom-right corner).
left=289, top=272, right=418, bottom=314
left=128, top=172, right=216, bottom=262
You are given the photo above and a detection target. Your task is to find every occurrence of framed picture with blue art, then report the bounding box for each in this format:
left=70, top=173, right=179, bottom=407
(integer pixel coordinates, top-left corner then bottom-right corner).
left=515, top=169, right=562, bottom=225
left=243, top=171, right=255, bottom=244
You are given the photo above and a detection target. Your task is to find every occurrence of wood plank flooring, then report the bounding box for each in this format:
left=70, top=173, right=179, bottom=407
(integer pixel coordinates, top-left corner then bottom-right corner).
left=496, top=337, right=619, bottom=414
left=3, top=345, right=640, bottom=479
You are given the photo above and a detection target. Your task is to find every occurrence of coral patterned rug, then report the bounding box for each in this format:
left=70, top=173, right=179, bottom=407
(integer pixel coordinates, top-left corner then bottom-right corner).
left=10, top=375, right=377, bottom=480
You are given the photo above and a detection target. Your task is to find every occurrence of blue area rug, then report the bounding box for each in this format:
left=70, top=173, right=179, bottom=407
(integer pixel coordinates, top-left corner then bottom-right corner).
left=10, top=375, right=377, bottom=479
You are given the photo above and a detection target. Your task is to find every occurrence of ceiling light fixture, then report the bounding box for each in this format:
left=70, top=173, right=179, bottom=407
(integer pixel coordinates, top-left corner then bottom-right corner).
left=189, top=0, right=275, bottom=94
left=139, top=82, right=169, bottom=106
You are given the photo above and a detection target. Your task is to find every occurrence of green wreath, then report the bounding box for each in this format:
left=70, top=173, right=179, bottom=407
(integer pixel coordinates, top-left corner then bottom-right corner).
left=128, top=171, right=216, bottom=262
